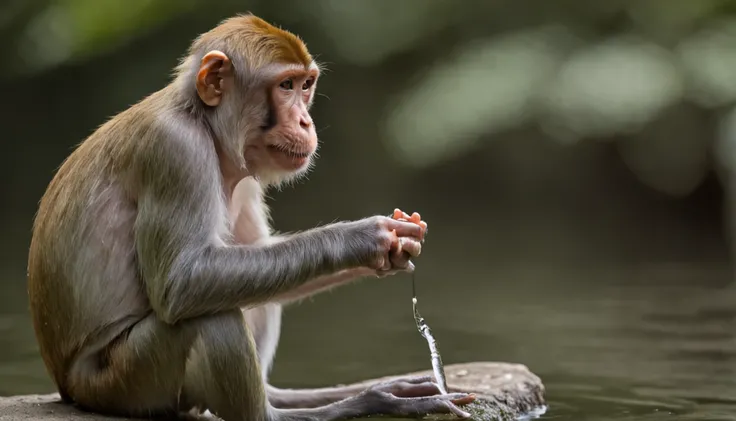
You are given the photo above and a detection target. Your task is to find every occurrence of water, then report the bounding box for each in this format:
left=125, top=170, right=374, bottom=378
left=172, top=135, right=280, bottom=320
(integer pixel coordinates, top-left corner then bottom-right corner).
left=1, top=256, right=735, bottom=420
left=412, top=282, right=450, bottom=396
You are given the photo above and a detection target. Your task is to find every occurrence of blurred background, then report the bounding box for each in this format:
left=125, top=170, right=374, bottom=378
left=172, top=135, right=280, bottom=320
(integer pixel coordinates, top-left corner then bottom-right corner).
left=2, top=0, right=736, bottom=420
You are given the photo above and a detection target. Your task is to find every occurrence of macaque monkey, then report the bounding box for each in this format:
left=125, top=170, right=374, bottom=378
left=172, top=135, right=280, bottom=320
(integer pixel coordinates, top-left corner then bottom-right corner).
left=27, top=14, right=475, bottom=421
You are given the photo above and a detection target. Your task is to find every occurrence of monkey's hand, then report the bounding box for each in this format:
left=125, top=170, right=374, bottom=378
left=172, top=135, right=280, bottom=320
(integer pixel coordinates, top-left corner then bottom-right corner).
left=380, top=208, right=428, bottom=277
left=349, top=215, right=425, bottom=277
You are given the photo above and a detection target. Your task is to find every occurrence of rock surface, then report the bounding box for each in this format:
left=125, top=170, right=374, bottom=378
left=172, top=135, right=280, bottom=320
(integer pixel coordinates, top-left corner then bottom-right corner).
left=0, top=362, right=545, bottom=421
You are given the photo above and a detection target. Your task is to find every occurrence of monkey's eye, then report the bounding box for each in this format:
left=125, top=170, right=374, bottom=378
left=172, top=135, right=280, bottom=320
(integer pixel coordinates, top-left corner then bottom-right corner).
left=302, top=78, right=315, bottom=91
left=279, top=80, right=293, bottom=90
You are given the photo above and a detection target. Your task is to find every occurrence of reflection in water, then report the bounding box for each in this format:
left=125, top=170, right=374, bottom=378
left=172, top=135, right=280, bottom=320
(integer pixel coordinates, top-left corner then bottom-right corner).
left=1, top=254, right=735, bottom=421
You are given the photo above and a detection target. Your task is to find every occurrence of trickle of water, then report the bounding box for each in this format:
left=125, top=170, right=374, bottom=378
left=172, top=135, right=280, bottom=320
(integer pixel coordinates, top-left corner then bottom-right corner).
left=411, top=271, right=449, bottom=395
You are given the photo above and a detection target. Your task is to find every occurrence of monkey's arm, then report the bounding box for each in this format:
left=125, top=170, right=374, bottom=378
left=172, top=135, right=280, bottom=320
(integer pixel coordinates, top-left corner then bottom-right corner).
left=273, top=267, right=376, bottom=304
left=245, top=234, right=376, bottom=304
left=137, top=203, right=349, bottom=323
left=133, top=146, right=364, bottom=324
left=256, top=233, right=412, bottom=305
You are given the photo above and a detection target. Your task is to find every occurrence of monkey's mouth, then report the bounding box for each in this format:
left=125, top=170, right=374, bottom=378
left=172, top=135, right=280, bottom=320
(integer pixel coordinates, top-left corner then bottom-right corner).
left=267, top=144, right=312, bottom=170
left=267, top=145, right=310, bottom=159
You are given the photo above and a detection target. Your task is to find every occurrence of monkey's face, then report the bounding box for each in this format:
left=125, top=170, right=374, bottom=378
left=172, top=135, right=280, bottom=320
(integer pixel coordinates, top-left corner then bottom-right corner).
left=193, top=46, right=321, bottom=185
left=249, top=68, right=319, bottom=182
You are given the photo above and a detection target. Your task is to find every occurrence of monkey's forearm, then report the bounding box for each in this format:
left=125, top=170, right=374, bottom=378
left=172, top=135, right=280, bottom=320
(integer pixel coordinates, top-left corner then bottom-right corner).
left=149, top=224, right=361, bottom=324
left=257, top=234, right=375, bottom=304
left=275, top=267, right=375, bottom=304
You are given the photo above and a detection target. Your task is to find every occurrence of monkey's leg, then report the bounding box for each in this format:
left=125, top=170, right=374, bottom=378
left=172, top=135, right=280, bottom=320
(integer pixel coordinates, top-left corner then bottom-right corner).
left=66, top=311, right=269, bottom=421
left=181, top=312, right=472, bottom=420
left=267, top=383, right=371, bottom=408
left=267, top=370, right=454, bottom=409
left=65, top=314, right=199, bottom=417
left=181, top=309, right=268, bottom=421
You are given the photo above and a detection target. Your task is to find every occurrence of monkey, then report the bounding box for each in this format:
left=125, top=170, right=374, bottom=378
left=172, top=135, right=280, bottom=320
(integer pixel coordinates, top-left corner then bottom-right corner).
left=27, top=14, right=475, bottom=421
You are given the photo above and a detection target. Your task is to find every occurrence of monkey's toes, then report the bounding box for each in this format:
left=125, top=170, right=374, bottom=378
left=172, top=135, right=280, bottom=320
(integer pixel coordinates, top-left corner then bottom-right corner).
left=385, top=381, right=442, bottom=398
left=382, top=395, right=473, bottom=419
left=451, top=393, right=477, bottom=405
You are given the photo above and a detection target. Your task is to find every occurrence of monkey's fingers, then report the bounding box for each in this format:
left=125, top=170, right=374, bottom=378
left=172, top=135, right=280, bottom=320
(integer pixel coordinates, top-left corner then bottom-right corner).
left=392, top=208, right=418, bottom=221
left=416, top=220, right=428, bottom=234
left=377, top=230, right=398, bottom=273
left=389, top=229, right=402, bottom=254
left=391, top=209, right=428, bottom=239
left=409, top=213, right=428, bottom=236
left=392, top=210, right=426, bottom=229
left=392, top=209, right=410, bottom=220
left=394, top=217, right=422, bottom=233
left=410, top=212, right=421, bottom=223
left=388, top=244, right=418, bottom=273
left=386, top=219, right=425, bottom=241
left=389, top=252, right=413, bottom=272
left=398, top=238, right=421, bottom=258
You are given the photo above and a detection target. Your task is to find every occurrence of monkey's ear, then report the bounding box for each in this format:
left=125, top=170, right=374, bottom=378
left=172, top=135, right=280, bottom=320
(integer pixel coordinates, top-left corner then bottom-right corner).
left=196, top=50, right=233, bottom=107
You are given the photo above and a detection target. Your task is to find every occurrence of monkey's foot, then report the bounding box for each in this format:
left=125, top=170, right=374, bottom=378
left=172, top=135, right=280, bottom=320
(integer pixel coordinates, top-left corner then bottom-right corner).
left=361, top=375, right=475, bottom=419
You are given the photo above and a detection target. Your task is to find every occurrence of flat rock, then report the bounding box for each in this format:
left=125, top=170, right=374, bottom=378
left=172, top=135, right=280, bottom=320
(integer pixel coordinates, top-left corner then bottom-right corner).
left=0, top=362, right=545, bottom=421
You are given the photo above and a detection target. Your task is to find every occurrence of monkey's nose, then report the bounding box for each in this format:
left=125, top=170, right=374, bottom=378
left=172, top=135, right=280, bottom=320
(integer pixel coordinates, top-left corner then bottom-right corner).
left=299, top=115, right=312, bottom=129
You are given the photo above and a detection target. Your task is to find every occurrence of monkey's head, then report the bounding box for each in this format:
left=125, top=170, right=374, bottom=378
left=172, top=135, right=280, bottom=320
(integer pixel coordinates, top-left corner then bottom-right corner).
left=181, top=14, right=321, bottom=187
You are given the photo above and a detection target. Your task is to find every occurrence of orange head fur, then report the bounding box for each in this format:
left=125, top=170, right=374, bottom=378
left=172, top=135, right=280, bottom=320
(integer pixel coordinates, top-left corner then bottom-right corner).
left=189, top=14, right=313, bottom=71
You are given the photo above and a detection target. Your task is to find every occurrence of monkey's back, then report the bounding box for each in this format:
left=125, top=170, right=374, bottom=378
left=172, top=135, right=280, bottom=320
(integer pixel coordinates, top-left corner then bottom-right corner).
left=27, top=100, right=158, bottom=394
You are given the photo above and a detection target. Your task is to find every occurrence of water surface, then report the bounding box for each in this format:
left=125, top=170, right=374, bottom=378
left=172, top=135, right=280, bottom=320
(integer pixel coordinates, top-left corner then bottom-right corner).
left=1, top=257, right=734, bottom=421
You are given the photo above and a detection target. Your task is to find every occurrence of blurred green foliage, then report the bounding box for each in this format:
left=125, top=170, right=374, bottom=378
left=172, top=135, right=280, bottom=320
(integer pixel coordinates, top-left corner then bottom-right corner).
left=6, top=0, right=736, bottom=178
left=2, top=0, right=736, bottom=230
left=1, top=0, right=200, bottom=73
